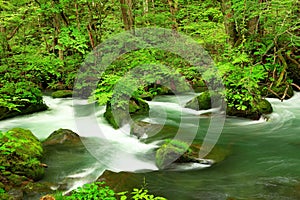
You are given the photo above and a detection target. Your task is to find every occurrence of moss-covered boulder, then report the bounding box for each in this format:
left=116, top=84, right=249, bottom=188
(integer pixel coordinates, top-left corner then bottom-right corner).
left=227, top=99, right=273, bottom=120
left=51, top=90, right=73, bottom=98
left=185, top=91, right=211, bottom=110
left=156, top=139, right=192, bottom=169
left=104, top=98, right=150, bottom=129
left=155, top=139, right=230, bottom=169
left=43, top=129, right=81, bottom=146
left=0, top=128, right=47, bottom=200
left=0, top=128, right=45, bottom=181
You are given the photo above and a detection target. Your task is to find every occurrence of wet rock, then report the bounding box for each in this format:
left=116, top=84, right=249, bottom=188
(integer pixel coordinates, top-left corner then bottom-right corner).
left=97, top=170, right=144, bottom=193
left=185, top=91, right=212, bottom=110
left=156, top=139, right=192, bottom=169
left=155, top=139, right=230, bottom=169
left=51, top=90, right=73, bottom=98
left=130, top=121, right=163, bottom=139
left=0, top=128, right=44, bottom=181
left=22, top=182, right=54, bottom=199
left=104, top=98, right=149, bottom=129
left=227, top=99, right=273, bottom=120
left=7, top=188, right=23, bottom=200
left=43, top=129, right=81, bottom=146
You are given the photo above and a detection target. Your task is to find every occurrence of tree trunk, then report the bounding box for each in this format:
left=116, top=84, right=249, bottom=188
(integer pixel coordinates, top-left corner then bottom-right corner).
left=143, top=0, right=148, bottom=14
left=167, top=0, right=178, bottom=31
left=120, top=0, right=134, bottom=31
left=220, top=0, right=238, bottom=46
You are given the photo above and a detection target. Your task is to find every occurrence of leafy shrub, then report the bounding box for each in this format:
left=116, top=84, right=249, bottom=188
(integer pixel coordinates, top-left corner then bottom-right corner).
left=58, top=181, right=167, bottom=200
left=65, top=182, right=116, bottom=200
left=0, top=81, right=44, bottom=111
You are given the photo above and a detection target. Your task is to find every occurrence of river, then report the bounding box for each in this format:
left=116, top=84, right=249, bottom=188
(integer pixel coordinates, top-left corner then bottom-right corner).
left=0, top=93, right=300, bottom=199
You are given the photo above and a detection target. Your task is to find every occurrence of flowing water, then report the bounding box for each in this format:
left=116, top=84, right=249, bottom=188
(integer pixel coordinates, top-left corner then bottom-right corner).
left=1, top=93, right=300, bottom=199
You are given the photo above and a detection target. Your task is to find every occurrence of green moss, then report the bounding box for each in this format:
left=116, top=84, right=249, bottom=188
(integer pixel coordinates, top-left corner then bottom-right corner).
left=0, top=128, right=44, bottom=181
left=155, top=139, right=192, bottom=169
left=185, top=91, right=211, bottom=110
left=256, top=99, right=273, bottom=114
left=104, top=98, right=149, bottom=129
left=227, top=98, right=273, bottom=120
left=51, top=90, right=73, bottom=98
left=156, top=139, right=231, bottom=169
left=104, top=101, right=122, bottom=129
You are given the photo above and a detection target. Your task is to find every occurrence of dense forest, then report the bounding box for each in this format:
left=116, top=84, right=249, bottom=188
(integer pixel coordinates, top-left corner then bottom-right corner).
left=1, top=0, right=299, bottom=118
left=0, top=0, right=300, bottom=199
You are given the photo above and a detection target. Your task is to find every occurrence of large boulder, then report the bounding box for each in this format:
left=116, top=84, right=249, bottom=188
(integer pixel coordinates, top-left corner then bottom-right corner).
left=185, top=91, right=212, bottom=110
left=156, top=139, right=192, bottom=169
left=104, top=98, right=149, bottom=129
left=0, top=128, right=44, bottom=181
left=43, top=129, right=81, bottom=146
left=0, top=128, right=47, bottom=199
left=155, top=139, right=230, bottom=169
left=227, top=99, right=273, bottom=120
left=130, top=121, right=163, bottom=139
left=97, top=170, right=145, bottom=193
left=185, top=91, right=273, bottom=120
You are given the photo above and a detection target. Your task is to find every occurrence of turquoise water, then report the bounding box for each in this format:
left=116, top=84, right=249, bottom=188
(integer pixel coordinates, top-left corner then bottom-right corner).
left=1, top=93, right=300, bottom=199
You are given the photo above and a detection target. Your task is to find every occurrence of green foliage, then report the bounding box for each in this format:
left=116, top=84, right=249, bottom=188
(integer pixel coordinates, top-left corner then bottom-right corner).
left=217, top=49, right=267, bottom=111
left=129, top=188, right=167, bottom=200
left=0, top=128, right=44, bottom=180
left=63, top=181, right=167, bottom=200
left=65, top=182, right=116, bottom=200
left=92, top=49, right=200, bottom=108
left=0, top=81, right=44, bottom=111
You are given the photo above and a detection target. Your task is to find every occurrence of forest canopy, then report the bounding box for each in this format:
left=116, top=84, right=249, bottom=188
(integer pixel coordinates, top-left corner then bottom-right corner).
left=0, top=0, right=299, bottom=118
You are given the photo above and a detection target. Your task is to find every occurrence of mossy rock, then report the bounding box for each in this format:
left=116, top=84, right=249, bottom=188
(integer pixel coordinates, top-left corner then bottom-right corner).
left=22, top=182, right=54, bottom=199
left=256, top=99, right=273, bottom=114
left=51, top=90, right=73, bottom=98
left=155, top=139, right=192, bottom=169
left=43, top=129, right=81, bottom=146
left=227, top=98, right=273, bottom=120
left=155, top=139, right=230, bottom=169
left=0, top=128, right=45, bottom=181
left=185, top=91, right=211, bottom=110
left=104, top=98, right=149, bottom=129
left=97, top=170, right=144, bottom=193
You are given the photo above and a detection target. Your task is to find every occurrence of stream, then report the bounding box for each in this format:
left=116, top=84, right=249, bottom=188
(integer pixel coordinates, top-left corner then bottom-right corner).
left=1, top=93, right=300, bottom=199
